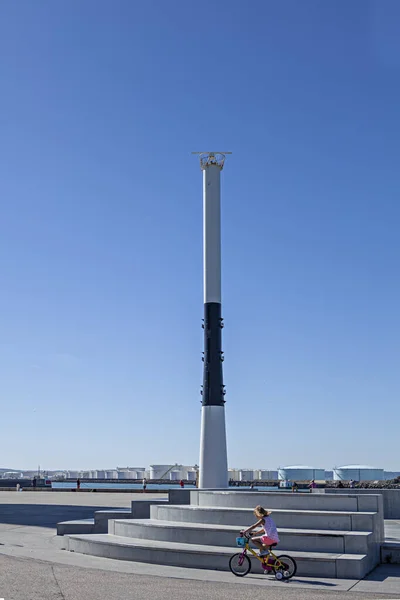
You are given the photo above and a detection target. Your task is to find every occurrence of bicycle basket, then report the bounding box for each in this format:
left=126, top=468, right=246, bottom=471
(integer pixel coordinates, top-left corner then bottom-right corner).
left=236, top=536, right=246, bottom=547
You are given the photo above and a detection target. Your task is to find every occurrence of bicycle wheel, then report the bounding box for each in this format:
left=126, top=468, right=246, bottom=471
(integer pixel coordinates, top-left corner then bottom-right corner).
left=273, top=555, right=297, bottom=580
left=229, top=553, right=251, bottom=577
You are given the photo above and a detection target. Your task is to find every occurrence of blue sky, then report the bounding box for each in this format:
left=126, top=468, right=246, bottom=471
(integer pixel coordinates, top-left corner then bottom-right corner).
left=1, top=0, right=400, bottom=471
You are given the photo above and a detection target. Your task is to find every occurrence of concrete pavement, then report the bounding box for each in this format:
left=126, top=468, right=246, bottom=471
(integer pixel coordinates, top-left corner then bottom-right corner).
left=1, top=491, right=400, bottom=599
left=1, top=554, right=400, bottom=600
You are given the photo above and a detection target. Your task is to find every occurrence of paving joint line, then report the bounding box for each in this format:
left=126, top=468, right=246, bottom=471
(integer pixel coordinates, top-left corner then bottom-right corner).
left=51, top=564, right=67, bottom=600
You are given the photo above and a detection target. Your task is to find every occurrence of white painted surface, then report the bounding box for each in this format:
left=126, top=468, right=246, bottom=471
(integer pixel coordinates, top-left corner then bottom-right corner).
left=199, top=405, right=228, bottom=488
left=203, top=165, right=221, bottom=304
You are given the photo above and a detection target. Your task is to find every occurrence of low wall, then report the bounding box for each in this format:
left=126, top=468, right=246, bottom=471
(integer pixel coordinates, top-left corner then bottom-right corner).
left=326, top=489, right=400, bottom=519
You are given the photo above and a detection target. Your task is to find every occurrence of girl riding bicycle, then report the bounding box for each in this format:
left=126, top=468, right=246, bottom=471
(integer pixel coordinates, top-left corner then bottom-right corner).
left=241, top=505, right=280, bottom=556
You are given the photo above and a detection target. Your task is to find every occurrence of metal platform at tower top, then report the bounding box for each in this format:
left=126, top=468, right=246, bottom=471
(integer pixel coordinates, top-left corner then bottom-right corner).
left=192, top=151, right=232, bottom=170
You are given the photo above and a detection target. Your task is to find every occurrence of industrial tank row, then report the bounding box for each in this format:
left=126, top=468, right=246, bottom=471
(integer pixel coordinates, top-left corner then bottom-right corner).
left=277, top=465, right=384, bottom=482
left=64, top=464, right=385, bottom=482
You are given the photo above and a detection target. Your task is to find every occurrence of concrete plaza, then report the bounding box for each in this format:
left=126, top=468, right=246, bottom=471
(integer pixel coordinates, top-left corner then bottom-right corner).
left=0, top=491, right=400, bottom=599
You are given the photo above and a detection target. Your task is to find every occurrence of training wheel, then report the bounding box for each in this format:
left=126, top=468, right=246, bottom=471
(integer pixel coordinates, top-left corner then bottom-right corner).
left=275, top=571, right=283, bottom=580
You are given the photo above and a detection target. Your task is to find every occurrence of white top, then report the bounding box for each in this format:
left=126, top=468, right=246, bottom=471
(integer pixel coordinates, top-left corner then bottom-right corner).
left=263, top=516, right=280, bottom=543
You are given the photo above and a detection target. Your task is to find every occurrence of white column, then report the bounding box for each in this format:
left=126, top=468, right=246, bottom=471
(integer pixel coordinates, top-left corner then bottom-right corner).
left=203, top=165, right=221, bottom=304
left=199, top=406, right=228, bottom=488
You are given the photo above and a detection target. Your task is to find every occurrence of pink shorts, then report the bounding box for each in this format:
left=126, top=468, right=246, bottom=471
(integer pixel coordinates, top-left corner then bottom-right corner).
left=260, top=535, right=278, bottom=546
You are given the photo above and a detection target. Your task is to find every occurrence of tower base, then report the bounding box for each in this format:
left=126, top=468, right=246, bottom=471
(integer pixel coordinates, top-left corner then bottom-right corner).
left=199, top=405, right=228, bottom=489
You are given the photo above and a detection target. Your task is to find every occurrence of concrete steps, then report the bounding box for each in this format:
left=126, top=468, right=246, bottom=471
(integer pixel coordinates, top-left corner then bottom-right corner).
left=57, top=510, right=132, bottom=535
left=111, top=518, right=372, bottom=554
left=66, top=533, right=369, bottom=579
left=61, top=490, right=384, bottom=578
left=152, top=504, right=376, bottom=532
left=195, top=490, right=377, bottom=512
left=57, top=519, right=95, bottom=535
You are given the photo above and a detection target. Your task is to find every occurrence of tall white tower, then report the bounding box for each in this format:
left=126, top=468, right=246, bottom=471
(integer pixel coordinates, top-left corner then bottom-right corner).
left=193, top=152, right=231, bottom=489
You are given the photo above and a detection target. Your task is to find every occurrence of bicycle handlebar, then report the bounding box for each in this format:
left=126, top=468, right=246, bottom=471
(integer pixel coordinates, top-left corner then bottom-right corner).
left=240, top=531, right=252, bottom=540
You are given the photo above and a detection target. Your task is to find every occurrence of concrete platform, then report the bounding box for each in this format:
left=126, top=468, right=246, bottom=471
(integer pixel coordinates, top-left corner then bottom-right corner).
left=60, top=489, right=384, bottom=579
left=153, top=503, right=378, bottom=531
left=111, top=518, right=373, bottom=554
left=195, top=490, right=384, bottom=514
left=57, top=518, right=95, bottom=535
left=327, top=488, right=400, bottom=518
left=66, top=533, right=370, bottom=579
left=57, top=510, right=134, bottom=535
left=2, top=491, right=400, bottom=598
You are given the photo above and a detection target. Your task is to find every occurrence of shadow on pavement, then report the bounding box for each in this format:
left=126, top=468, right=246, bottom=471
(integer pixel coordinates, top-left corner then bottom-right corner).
left=248, top=575, right=338, bottom=587
left=364, top=564, right=400, bottom=581
left=289, top=579, right=337, bottom=586
left=0, top=504, right=121, bottom=528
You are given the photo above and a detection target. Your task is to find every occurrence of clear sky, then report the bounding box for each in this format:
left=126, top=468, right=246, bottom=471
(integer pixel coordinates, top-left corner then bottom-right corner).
left=1, top=0, right=400, bottom=472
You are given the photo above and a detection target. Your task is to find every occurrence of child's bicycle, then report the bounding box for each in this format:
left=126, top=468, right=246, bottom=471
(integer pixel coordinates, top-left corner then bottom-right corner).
left=229, top=532, right=297, bottom=581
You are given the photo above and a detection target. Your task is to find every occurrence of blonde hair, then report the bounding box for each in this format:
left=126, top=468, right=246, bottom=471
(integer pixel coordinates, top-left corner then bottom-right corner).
left=254, top=505, right=271, bottom=518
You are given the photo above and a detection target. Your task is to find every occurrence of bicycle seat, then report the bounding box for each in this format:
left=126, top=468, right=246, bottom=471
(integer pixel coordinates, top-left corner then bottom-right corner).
left=269, top=543, right=277, bottom=549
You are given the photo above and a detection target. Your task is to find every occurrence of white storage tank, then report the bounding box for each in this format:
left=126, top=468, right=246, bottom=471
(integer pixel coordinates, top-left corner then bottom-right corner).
left=169, top=470, right=182, bottom=481
left=228, top=469, right=240, bottom=481
left=135, top=470, right=145, bottom=480
left=105, top=471, right=118, bottom=479
left=258, top=470, right=278, bottom=480
left=333, top=465, right=384, bottom=482
left=278, top=466, right=325, bottom=481
left=89, top=471, right=98, bottom=479
left=186, top=471, right=197, bottom=481
left=67, top=471, right=80, bottom=479
left=150, top=465, right=174, bottom=479
left=96, top=470, right=106, bottom=479
left=239, top=470, right=254, bottom=481
left=117, top=470, right=131, bottom=479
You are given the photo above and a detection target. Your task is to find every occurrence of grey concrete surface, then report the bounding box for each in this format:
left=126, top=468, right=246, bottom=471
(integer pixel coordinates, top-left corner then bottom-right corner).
left=66, top=532, right=371, bottom=578
left=1, top=553, right=400, bottom=599
left=153, top=503, right=378, bottom=531
left=196, top=490, right=377, bottom=512
left=1, top=491, right=400, bottom=598
left=381, top=520, right=400, bottom=563
left=59, top=489, right=383, bottom=578
left=327, top=488, right=400, bottom=519
left=112, top=517, right=372, bottom=553
left=0, top=490, right=165, bottom=509
left=0, top=491, right=165, bottom=530
left=386, top=520, right=400, bottom=543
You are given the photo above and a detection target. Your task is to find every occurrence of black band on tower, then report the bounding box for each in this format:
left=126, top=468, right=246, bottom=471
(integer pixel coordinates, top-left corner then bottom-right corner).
left=202, top=302, right=225, bottom=407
